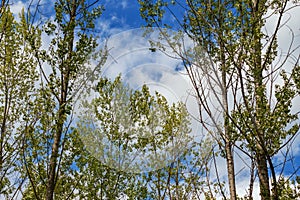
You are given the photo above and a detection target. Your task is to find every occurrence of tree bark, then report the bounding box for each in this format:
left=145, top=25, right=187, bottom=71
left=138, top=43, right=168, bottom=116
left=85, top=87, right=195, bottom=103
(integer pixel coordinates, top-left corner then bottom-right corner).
left=225, top=142, right=236, bottom=200
left=256, top=149, right=270, bottom=200
left=46, top=105, right=67, bottom=200
left=220, top=37, right=237, bottom=200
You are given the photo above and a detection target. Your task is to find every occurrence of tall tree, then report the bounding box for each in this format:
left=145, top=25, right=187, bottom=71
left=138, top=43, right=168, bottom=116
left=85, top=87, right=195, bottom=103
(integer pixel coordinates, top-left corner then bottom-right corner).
left=0, top=7, right=39, bottom=198
left=138, top=0, right=300, bottom=199
left=22, top=0, right=105, bottom=199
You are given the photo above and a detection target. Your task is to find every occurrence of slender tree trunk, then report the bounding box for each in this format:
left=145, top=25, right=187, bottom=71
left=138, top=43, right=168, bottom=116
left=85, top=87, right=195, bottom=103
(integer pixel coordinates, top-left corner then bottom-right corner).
left=254, top=78, right=271, bottom=200
left=251, top=0, right=271, bottom=198
left=0, top=90, right=9, bottom=178
left=46, top=1, right=76, bottom=199
left=248, top=156, right=255, bottom=200
left=220, top=40, right=237, bottom=200
left=46, top=105, right=67, bottom=200
left=253, top=53, right=271, bottom=200
left=225, top=142, right=236, bottom=200
left=0, top=12, right=10, bottom=182
left=223, top=83, right=237, bottom=200
left=0, top=5, right=7, bottom=172
left=253, top=38, right=271, bottom=200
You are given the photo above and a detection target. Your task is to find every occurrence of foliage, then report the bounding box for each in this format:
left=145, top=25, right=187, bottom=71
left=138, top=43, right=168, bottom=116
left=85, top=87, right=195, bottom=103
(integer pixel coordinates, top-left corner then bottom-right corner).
left=0, top=7, right=39, bottom=198
left=0, top=0, right=299, bottom=199
left=76, top=75, right=212, bottom=199
left=277, top=176, right=300, bottom=199
left=79, top=76, right=192, bottom=171
left=21, top=0, right=105, bottom=199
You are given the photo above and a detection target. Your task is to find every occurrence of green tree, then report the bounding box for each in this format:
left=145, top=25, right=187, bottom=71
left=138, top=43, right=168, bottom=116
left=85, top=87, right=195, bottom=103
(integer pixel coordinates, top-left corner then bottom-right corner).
left=21, top=0, right=105, bottom=199
left=0, top=7, right=39, bottom=198
left=138, top=0, right=300, bottom=199
left=76, top=75, right=212, bottom=199
left=277, top=176, right=300, bottom=199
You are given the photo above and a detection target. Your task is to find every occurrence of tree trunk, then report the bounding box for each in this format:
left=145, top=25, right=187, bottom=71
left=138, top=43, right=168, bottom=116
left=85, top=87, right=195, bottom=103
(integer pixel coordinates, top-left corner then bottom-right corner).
left=46, top=105, right=66, bottom=200
left=225, top=142, right=236, bottom=200
left=220, top=38, right=237, bottom=200
left=256, top=150, right=270, bottom=200
left=46, top=1, right=76, bottom=199
left=252, top=0, right=271, bottom=197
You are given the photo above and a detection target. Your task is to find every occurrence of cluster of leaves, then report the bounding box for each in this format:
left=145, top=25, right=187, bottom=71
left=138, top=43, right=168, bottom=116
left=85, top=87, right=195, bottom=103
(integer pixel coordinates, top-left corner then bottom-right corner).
left=0, top=7, right=39, bottom=198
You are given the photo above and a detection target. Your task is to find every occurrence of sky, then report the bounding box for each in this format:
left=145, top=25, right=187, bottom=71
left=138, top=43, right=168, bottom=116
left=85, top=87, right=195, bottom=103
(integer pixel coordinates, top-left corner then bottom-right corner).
left=8, top=0, right=300, bottom=199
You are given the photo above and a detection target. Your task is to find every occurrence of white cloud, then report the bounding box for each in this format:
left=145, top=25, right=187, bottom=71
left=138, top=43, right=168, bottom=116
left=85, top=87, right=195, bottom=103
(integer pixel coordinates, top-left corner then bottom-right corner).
left=10, top=0, right=25, bottom=17
left=121, top=0, right=128, bottom=9
left=94, top=18, right=129, bottom=39
left=101, top=28, right=200, bottom=133
left=235, top=175, right=261, bottom=199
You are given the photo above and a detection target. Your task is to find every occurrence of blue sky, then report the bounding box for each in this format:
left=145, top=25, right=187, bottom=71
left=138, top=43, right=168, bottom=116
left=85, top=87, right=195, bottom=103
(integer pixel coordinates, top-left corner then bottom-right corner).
left=96, top=0, right=186, bottom=36
left=102, top=0, right=142, bottom=30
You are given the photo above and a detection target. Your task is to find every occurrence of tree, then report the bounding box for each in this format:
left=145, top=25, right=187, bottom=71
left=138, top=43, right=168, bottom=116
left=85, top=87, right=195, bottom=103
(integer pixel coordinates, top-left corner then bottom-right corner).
left=0, top=6, right=39, bottom=198
left=21, top=0, right=105, bottom=199
left=75, top=75, right=214, bottom=199
left=138, top=0, right=300, bottom=199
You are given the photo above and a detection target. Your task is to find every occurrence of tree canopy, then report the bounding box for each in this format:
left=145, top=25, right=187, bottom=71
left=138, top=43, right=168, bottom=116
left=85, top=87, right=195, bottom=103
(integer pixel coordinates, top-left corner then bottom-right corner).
left=0, top=0, right=299, bottom=199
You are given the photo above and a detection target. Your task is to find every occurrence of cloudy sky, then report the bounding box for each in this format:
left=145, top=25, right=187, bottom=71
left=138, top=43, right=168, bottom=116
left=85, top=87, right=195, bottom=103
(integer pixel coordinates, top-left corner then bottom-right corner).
left=9, top=0, right=300, bottom=198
